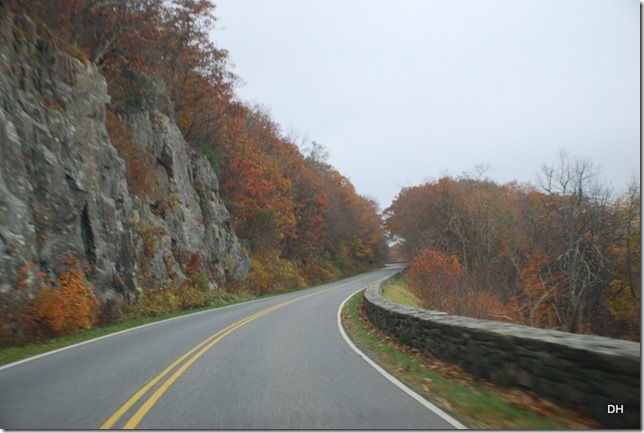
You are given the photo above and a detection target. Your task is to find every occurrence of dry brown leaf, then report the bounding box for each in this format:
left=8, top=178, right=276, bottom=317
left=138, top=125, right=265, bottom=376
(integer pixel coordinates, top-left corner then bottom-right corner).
left=354, top=298, right=600, bottom=429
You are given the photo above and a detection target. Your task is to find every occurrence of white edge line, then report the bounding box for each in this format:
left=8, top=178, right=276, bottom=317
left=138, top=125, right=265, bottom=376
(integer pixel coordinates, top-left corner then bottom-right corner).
left=0, top=271, right=383, bottom=372
left=337, top=288, right=468, bottom=430
left=0, top=292, right=281, bottom=373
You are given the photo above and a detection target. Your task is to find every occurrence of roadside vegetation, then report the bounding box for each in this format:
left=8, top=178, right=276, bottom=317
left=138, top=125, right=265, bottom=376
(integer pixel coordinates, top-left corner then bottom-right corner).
left=2, top=1, right=387, bottom=352
left=0, top=270, right=355, bottom=367
left=0, top=287, right=254, bottom=367
left=0, top=242, right=380, bottom=363
left=381, top=276, right=422, bottom=308
left=341, top=290, right=599, bottom=429
left=385, top=156, right=640, bottom=341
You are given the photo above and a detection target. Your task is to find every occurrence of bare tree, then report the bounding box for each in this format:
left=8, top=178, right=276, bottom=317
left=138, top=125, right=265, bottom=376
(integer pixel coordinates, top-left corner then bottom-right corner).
left=304, top=141, right=330, bottom=165
left=538, top=149, right=613, bottom=333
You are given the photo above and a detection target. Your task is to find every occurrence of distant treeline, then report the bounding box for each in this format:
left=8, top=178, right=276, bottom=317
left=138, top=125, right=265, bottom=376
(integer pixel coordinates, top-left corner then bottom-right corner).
left=385, top=153, right=640, bottom=341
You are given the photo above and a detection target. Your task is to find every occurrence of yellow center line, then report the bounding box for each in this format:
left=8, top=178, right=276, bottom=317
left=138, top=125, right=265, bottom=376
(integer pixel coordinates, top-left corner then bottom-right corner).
left=101, top=274, right=372, bottom=429
left=99, top=310, right=266, bottom=429
left=123, top=298, right=299, bottom=428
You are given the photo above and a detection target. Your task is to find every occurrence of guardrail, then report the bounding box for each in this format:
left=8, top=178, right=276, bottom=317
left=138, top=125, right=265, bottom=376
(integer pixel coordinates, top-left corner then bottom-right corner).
left=362, top=276, right=640, bottom=428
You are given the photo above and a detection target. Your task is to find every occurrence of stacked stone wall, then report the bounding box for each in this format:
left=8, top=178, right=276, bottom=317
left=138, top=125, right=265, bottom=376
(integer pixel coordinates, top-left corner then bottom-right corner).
left=363, top=276, right=640, bottom=428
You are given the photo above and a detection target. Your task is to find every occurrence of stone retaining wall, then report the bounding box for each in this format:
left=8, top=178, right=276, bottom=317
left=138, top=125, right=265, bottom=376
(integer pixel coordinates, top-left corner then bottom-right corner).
left=363, top=276, right=641, bottom=428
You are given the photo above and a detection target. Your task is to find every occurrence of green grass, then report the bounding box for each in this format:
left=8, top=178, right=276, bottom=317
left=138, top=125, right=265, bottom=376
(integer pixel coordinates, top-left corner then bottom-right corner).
left=341, top=290, right=598, bottom=429
left=381, top=276, right=422, bottom=308
left=0, top=266, right=376, bottom=368
left=0, top=291, right=255, bottom=367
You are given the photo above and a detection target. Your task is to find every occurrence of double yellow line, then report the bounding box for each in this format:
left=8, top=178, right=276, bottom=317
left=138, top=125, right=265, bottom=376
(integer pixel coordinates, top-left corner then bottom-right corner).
left=100, top=275, right=371, bottom=429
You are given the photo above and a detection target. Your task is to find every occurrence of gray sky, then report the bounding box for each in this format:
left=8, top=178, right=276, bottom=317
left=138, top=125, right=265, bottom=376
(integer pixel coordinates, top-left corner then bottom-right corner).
left=211, top=0, right=640, bottom=210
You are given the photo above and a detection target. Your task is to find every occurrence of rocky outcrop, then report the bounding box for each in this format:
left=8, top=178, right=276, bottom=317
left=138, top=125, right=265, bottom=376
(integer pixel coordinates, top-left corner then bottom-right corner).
left=0, top=11, right=249, bottom=301
left=120, top=83, right=250, bottom=286
left=0, top=12, right=136, bottom=298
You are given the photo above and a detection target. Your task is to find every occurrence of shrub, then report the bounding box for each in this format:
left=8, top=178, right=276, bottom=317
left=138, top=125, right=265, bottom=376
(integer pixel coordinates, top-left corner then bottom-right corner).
left=243, top=255, right=306, bottom=295
left=130, top=272, right=213, bottom=318
left=300, top=259, right=342, bottom=285
left=176, top=273, right=211, bottom=310
left=203, top=149, right=220, bottom=176
left=406, top=248, right=507, bottom=320
left=407, top=248, right=465, bottom=312
left=186, top=251, right=202, bottom=277
left=97, top=296, right=133, bottom=327
left=460, top=290, right=511, bottom=322
left=133, top=284, right=180, bottom=318
left=26, top=253, right=100, bottom=339
left=243, top=257, right=272, bottom=295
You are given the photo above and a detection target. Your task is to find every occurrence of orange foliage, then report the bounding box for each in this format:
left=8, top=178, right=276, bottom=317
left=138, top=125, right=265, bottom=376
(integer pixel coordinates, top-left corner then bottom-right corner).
left=509, top=252, right=565, bottom=330
left=27, top=253, right=100, bottom=338
left=388, top=243, right=408, bottom=263
left=458, top=290, right=511, bottom=322
left=407, top=248, right=507, bottom=320
left=214, top=104, right=386, bottom=272
left=407, top=248, right=461, bottom=313
left=17, top=0, right=388, bottom=302
left=385, top=173, right=640, bottom=338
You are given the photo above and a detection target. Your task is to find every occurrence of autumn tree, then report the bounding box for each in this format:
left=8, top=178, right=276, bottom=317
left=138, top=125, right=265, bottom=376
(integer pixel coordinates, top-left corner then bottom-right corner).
left=385, top=176, right=516, bottom=295
left=311, top=163, right=387, bottom=272
left=158, top=0, right=235, bottom=146
left=604, top=179, right=641, bottom=340
left=12, top=0, right=389, bottom=311
left=13, top=0, right=162, bottom=66
left=278, top=146, right=329, bottom=261
left=386, top=154, right=635, bottom=338
left=216, top=105, right=296, bottom=252
left=407, top=248, right=507, bottom=320
left=407, top=248, right=465, bottom=312
left=509, top=252, right=565, bottom=329
left=384, top=179, right=455, bottom=258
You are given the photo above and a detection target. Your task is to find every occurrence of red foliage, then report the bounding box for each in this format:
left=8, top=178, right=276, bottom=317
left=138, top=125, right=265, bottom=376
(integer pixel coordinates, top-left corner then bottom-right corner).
left=407, top=248, right=508, bottom=320
left=509, top=252, right=565, bottom=330
left=17, top=0, right=389, bottom=300
left=186, top=251, right=202, bottom=276
left=407, top=248, right=465, bottom=313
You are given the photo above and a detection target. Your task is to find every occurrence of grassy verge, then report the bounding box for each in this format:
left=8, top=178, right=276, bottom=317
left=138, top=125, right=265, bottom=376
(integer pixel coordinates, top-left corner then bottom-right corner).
left=381, top=276, right=422, bottom=307
left=0, top=291, right=256, bottom=367
left=0, top=266, right=377, bottom=368
left=341, top=290, right=598, bottom=429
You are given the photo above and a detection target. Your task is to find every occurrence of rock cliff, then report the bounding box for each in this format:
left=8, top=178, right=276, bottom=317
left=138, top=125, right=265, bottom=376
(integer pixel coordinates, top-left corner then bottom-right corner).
left=0, top=12, right=249, bottom=301
left=120, top=82, right=251, bottom=289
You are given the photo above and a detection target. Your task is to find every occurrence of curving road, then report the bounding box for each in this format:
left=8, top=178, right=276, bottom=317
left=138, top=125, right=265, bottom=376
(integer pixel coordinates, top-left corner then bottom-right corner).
left=0, top=264, right=464, bottom=429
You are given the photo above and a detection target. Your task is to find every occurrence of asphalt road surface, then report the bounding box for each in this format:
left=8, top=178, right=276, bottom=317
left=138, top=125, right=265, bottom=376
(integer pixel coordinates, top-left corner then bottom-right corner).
left=0, top=264, right=465, bottom=429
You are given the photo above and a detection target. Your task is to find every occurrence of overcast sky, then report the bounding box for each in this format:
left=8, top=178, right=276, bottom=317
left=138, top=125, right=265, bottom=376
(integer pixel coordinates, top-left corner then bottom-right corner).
left=211, top=0, right=640, bottom=210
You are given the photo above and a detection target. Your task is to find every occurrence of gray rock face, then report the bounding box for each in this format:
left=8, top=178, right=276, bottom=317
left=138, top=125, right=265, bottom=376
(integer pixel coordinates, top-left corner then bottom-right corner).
left=122, top=94, right=250, bottom=285
left=0, top=12, right=249, bottom=301
left=0, top=13, right=135, bottom=299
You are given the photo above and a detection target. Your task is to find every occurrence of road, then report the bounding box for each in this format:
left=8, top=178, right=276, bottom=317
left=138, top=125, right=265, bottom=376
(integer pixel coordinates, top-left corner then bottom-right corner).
left=0, top=264, right=464, bottom=429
